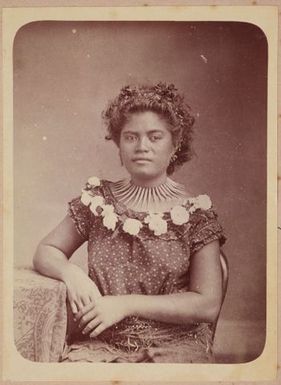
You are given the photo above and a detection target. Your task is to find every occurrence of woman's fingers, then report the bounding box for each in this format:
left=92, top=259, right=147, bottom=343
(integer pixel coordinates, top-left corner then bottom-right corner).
left=80, top=295, right=92, bottom=307
left=67, top=290, right=84, bottom=314
left=76, top=302, right=96, bottom=322
left=78, top=288, right=99, bottom=309
left=89, top=323, right=106, bottom=338
left=82, top=317, right=101, bottom=335
left=71, top=298, right=92, bottom=317
left=76, top=298, right=85, bottom=312
left=79, top=308, right=99, bottom=328
left=70, top=300, right=78, bottom=315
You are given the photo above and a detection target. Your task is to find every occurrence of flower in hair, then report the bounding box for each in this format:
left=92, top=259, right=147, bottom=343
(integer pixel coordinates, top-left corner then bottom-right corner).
left=154, top=82, right=178, bottom=101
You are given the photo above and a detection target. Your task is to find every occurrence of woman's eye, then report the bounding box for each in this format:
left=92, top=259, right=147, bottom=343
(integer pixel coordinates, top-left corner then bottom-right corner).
left=150, top=135, right=162, bottom=142
left=124, top=135, right=136, bottom=142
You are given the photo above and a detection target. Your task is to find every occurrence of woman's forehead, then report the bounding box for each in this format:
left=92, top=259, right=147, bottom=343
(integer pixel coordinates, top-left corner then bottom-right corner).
left=122, top=111, right=170, bottom=132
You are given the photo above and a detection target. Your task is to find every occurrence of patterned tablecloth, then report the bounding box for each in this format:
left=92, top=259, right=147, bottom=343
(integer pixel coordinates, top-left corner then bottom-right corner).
left=14, top=268, right=67, bottom=362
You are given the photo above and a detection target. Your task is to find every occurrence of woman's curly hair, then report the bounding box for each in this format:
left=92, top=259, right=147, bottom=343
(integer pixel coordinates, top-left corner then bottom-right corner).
left=102, top=82, right=195, bottom=175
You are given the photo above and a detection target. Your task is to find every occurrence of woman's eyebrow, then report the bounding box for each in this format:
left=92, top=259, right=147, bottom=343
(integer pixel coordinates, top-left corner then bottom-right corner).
left=122, top=130, right=137, bottom=134
left=148, top=130, right=164, bottom=134
left=122, top=129, right=164, bottom=134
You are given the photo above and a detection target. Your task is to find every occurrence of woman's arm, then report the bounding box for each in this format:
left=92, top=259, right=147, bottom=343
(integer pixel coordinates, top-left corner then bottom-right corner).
left=128, top=239, right=222, bottom=324
left=33, top=214, right=101, bottom=313
left=78, top=240, right=222, bottom=337
left=33, top=215, right=85, bottom=278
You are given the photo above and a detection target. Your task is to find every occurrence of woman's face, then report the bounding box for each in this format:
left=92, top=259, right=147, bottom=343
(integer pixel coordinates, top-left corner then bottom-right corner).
left=119, top=111, right=175, bottom=185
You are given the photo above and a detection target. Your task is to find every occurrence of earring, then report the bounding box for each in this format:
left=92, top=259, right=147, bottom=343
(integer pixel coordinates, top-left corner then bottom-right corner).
left=170, top=153, right=177, bottom=164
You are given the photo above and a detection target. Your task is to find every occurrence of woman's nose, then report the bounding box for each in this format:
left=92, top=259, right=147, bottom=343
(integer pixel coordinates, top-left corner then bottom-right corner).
left=136, top=137, right=149, bottom=152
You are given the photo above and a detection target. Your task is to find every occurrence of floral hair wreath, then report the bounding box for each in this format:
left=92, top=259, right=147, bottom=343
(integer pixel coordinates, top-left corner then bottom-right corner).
left=80, top=177, right=212, bottom=237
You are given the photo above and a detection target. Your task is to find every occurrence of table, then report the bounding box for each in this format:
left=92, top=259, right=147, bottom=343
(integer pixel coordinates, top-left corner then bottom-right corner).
left=14, top=268, right=67, bottom=362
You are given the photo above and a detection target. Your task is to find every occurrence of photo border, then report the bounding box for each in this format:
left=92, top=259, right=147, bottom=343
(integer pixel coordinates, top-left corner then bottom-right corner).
left=2, top=5, right=278, bottom=382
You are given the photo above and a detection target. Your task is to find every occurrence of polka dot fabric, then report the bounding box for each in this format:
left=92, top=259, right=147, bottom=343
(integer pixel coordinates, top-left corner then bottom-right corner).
left=68, top=179, right=225, bottom=297
left=66, top=179, right=226, bottom=362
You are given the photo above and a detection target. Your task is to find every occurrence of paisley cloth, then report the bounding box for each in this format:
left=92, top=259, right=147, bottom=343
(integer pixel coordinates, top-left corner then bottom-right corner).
left=14, top=268, right=67, bottom=362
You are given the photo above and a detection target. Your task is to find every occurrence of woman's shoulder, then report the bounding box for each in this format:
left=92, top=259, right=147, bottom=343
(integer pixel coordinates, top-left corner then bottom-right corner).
left=184, top=194, right=214, bottom=213
left=80, top=176, right=112, bottom=197
left=167, top=180, right=214, bottom=212
left=83, top=176, right=111, bottom=190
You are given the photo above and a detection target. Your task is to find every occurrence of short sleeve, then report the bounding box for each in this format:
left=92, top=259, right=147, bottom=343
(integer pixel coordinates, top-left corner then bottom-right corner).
left=68, top=196, right=92, bottom=240
left=188, top=208, right=226, bottom=255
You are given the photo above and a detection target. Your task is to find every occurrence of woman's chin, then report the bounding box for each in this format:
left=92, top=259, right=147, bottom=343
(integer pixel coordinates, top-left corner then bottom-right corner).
left=130, top=172, right=154, bottom=181
left=127, top=170, right=167, bottom=185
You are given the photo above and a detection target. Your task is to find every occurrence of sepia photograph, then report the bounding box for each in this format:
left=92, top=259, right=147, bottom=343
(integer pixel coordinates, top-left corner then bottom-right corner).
left=2, top=5, right=278, bottom=383
left=12, top=19, right=267, bottom=364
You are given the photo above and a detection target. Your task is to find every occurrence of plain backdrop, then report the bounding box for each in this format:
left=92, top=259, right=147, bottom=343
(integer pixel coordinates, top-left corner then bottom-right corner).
left=13, top=21, right=267, bottom=362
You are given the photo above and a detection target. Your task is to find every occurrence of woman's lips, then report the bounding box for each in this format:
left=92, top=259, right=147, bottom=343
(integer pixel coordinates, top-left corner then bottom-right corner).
left=132, top=158, right=152, bottom=163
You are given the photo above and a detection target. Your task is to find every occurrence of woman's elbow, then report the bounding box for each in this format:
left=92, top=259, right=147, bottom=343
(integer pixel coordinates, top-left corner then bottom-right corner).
left=33, top=243, right=49, bottom=272
left=201, top=298, right=221, bottom=323
left=33, top=244, right=42, bottom=271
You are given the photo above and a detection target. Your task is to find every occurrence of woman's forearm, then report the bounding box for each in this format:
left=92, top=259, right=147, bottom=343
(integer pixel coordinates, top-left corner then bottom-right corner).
left=125, top=292, right=221, bottom=324
left=34, top=243, right=102, bottom=313
left=33, top=243, right=75, bottom=282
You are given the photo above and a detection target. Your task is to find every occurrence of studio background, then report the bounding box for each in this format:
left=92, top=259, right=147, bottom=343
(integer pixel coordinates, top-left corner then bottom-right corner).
left=13, top=21, right=267, bottom=363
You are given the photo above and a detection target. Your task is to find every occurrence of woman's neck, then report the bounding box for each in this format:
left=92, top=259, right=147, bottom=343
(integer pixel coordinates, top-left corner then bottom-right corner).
left=110, top=177, right=187, bottom=213
left=130, top=173, right=168, bottom=188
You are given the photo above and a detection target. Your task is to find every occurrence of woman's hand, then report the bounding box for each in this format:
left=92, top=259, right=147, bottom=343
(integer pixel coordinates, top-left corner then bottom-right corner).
left=76, top=296, right=130, bottom=338
left=62, top=263, right=102, bottom=315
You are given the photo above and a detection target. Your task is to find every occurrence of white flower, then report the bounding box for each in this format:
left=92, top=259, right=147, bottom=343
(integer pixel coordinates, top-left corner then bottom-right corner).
left=188, top=197, right=197, bottom=205
left=102, top=212, right=118, bottom=231
left=87, top=176, right=101, bottom=187
left=197, top=194, right=212, bottom=210
left=81, top=189, right=93, bottom=206
left=188, top=205, right=197, bottom=214
left=170, top=205, right=190, bottom=225
left=188, top=194, right=212, bottom=213
left=100, top=204, right=115, bottom=217
left=89, top=195, right=105, bottom=215
left=123, top=218, right=143, bottom=236
left=100, top=204, right=118, bottom=231
left=144, top=213, right=167, bottom=236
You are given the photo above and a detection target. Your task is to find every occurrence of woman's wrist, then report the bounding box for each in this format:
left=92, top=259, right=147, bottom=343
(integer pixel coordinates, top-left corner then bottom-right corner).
left=60, top=261, right=83, bottom=283
left=121, top=294, right=142, bottom=318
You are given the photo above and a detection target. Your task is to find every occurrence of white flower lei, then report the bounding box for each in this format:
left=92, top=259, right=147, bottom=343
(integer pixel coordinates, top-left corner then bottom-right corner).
left=81, top=176, right=212, bottom=236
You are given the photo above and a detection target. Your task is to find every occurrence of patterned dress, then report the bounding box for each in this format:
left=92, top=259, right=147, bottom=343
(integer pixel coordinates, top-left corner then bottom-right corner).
left=62, top=178, right=226, bottom=363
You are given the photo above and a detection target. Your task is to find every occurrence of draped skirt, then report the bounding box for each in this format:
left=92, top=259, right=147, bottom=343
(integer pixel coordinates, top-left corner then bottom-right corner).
left=61, top=313, right=214, bottom=363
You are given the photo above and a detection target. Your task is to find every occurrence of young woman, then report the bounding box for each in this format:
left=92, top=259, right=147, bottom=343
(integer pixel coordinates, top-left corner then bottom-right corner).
left=33, top=83, right=226, bottom=363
